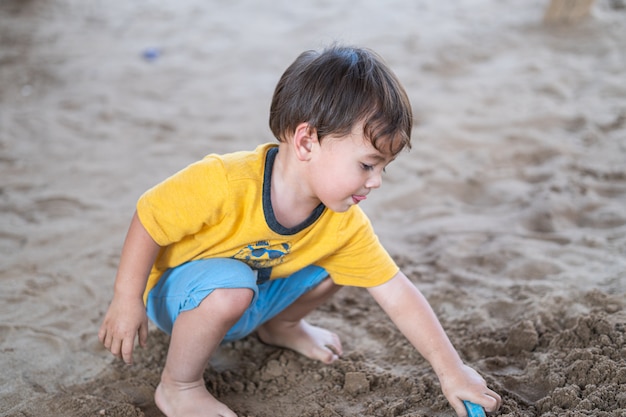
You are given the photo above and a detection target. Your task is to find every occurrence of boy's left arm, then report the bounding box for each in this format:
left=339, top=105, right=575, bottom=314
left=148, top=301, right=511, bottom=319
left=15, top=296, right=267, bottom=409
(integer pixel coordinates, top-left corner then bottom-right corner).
left=367, top=271, right=501, bottom=416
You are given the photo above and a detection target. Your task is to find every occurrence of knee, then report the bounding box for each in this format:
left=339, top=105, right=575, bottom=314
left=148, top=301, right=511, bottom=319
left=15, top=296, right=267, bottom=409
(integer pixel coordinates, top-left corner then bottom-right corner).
left=198, top=288, right=254, bottom=323
left=316, top=277, right=341, bottom=294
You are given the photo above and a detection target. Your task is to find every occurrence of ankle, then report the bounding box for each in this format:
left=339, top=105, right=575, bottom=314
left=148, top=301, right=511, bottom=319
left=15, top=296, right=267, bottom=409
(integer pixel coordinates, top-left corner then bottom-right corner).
left=155, top=376, right=236, bottom=417
left=160, top=368, right=205, bottom=391
left=260, top=317, right=300, bottom=333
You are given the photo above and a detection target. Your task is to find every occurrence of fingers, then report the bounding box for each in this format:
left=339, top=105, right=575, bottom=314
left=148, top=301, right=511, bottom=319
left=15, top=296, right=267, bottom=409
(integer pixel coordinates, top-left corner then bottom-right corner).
left=138, top=319, right=149, bottom=349
left=450, top=399, right=469, bottom=417
left=483, top=391, right=502, bottom=413
left=97, top=324, right=106, bottom=346
left=120, top=336, right=135, bottom=365
left=453, top=392, right=501, bottom=417
left=105, top=333, right=134, bottom=364
left=107, top=331, right=123, bottom=359
left=98, top=321, right=139, bottom=365
left=98, top=322, right=114, bottom=353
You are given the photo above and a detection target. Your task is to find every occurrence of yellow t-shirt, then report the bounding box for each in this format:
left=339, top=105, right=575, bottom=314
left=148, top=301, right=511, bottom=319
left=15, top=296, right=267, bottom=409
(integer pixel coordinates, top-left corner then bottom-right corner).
left=137, top=143, right=398, bottom=302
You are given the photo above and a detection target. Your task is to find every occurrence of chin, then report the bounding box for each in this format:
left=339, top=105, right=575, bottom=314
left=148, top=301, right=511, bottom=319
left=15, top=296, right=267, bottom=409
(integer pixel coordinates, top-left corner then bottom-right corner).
left=327, top=202, right=352, bottom=213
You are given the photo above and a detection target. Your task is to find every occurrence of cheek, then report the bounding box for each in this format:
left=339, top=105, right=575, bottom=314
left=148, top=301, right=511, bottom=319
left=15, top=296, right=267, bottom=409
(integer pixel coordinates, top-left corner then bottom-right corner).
left=316, top=166, right=347, bottom=193
left=314, top=150, right=361, bottom=191
left=328, top=168, right=362, bottom=193
left=316, top=156, right=343, bottom=181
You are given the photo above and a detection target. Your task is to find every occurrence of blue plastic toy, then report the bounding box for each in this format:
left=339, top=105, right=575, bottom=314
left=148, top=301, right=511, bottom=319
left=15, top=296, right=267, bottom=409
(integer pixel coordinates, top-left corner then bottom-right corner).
left=463, top=400, right=486, bottom=417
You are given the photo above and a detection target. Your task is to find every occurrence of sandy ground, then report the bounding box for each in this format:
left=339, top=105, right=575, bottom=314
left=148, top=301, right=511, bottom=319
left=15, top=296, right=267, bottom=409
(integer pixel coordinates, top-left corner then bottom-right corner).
left=1, top=0, right=625, bottom=416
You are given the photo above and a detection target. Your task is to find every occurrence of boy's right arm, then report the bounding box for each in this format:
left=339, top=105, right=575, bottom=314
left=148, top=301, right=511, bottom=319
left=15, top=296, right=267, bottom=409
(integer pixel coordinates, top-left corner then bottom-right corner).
left=98, top=211, right=161, bottom=365
left=368, top=271, right=501, bottom=416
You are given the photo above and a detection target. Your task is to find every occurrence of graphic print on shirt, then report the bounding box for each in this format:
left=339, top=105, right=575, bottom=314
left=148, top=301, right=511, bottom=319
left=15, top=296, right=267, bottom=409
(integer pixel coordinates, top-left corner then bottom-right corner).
left=233, top=240, right=291, bottom=283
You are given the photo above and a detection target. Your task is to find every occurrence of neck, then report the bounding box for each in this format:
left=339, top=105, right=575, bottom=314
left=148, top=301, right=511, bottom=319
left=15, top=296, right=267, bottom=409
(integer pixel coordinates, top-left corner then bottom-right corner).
left=270, top=145, right=321, bottom=228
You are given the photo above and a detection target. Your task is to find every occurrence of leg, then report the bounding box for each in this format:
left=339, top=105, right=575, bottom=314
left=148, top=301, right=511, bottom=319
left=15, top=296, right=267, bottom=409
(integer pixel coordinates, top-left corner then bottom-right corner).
left=155, top=287, right=253, bottom=417
left=257, top=277, right=343, bottom=364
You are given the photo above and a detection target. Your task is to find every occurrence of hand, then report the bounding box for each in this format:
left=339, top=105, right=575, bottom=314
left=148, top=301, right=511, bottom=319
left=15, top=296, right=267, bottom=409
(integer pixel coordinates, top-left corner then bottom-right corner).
left=98, top=294, right=149, bottom=365
left=438, top=363, right=501, bottom=416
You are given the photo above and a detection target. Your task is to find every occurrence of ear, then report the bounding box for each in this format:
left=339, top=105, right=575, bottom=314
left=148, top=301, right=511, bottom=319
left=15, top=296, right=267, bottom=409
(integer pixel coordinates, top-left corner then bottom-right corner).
left=293, top=122, right=318, bottom=161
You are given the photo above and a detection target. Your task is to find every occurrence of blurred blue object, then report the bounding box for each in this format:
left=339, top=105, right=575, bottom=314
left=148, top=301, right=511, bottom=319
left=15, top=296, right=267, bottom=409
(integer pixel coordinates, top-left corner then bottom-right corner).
left=142, top=47, right=161, bottom=62
left=463, top=400, right=486, bottom=417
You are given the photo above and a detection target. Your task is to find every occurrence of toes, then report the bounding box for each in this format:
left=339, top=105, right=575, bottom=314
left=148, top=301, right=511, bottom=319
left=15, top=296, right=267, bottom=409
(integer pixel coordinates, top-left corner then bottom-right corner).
left=323, top=332, right=343, bottom=356
left=314, top=345, right=339, bottom=364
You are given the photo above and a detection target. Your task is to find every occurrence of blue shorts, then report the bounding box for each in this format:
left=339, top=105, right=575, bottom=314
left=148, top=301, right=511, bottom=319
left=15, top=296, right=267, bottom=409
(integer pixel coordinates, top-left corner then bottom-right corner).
left=146, top=258, right=328, bottom=343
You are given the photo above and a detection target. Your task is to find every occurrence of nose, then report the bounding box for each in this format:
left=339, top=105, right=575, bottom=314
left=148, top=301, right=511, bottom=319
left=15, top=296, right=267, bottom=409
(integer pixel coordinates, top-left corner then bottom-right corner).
left=365, top=171, right=382, bottom=189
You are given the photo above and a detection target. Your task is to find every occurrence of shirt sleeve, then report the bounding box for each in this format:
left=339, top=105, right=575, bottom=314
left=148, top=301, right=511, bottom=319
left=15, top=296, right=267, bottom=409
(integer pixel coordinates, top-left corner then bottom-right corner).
left=136, top=156, right=229, bottom=246
left=319, top=208, right=399, bottom=288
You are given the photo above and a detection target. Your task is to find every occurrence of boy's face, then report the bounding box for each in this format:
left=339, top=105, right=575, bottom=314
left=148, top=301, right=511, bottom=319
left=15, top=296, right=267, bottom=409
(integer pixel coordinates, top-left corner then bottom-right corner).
left=308, top=124, right=395, bottom=213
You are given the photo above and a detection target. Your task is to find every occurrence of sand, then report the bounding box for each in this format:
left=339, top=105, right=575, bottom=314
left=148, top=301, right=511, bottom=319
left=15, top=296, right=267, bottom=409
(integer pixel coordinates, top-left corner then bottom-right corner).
left=1, top=0, right=625, bottom=416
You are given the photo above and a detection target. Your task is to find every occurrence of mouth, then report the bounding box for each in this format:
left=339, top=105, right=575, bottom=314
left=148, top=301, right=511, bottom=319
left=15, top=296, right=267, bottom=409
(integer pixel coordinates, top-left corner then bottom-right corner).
left=352, top=195, right=367, bottom=204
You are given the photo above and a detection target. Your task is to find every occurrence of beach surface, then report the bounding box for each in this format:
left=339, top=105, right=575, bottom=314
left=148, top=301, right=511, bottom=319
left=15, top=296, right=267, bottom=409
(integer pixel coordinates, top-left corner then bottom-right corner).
left=1, top=1, right=625, bottom=416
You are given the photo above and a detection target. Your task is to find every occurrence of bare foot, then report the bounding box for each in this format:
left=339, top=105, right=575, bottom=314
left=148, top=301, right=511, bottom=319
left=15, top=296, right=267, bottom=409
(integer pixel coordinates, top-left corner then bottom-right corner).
left=257, top=319, right=342, bottom=364
left=155, top=378, right=237, bottom=417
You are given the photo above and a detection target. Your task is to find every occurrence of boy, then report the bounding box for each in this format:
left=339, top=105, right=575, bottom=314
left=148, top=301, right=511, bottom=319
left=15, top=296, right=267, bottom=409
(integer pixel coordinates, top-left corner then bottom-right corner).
left=98, top=45, right=501, bottom=417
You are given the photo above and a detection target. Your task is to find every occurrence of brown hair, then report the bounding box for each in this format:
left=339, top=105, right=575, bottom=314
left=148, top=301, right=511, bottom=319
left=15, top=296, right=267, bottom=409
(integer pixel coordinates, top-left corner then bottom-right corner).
left=269, top=45, right=412, bottom=156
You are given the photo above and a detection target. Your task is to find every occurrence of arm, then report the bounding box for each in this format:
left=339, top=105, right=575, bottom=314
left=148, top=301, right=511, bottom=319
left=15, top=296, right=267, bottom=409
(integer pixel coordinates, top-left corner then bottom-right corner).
left=367, top=271, right=501, bottom=416
left=98, top=211, right=161, bottom=365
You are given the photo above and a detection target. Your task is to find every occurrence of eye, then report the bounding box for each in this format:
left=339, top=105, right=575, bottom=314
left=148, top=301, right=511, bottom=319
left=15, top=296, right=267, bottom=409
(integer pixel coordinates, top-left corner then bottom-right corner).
left=360, top=163, right=374, bottom=171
